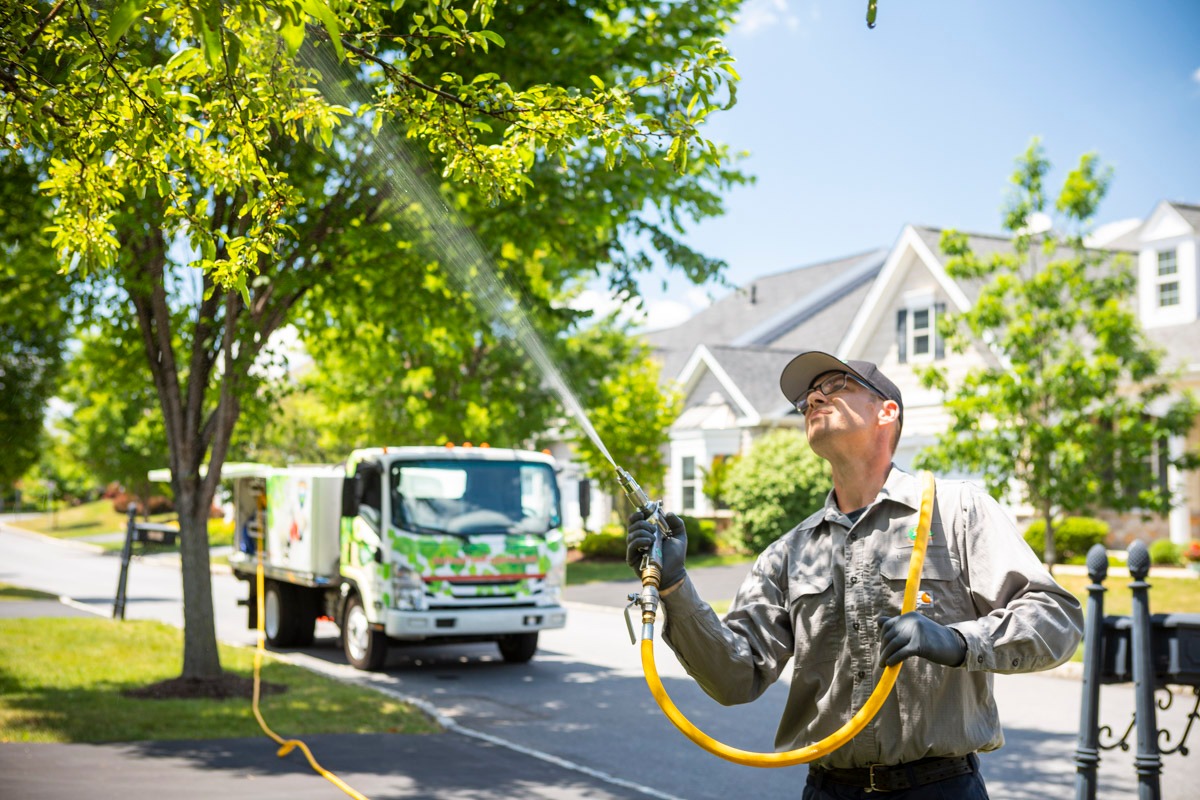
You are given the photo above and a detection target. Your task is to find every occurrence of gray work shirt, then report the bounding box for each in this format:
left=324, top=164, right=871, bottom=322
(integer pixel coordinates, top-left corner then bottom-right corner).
left=660, top=465, right=1083, bottom=769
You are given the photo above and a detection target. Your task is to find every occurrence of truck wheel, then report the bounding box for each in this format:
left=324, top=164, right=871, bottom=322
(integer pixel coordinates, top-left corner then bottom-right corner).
left=497, top=632, right=538, bottom=663
left=343, top=594, right=387, bottom=670
left=264, top=581, right=302, bottom=647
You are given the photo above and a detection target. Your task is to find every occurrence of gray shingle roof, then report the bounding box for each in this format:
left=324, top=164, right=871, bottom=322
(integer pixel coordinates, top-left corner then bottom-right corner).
left=1170, top=202, right=1200, bottom=231
left=645, top=249, right=885, bottom=384
left=694, top=344, right=802, bottom=419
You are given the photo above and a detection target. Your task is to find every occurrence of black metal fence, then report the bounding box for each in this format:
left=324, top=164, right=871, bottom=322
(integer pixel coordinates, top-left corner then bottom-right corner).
left=1075, top=540, right=1200, bottom=800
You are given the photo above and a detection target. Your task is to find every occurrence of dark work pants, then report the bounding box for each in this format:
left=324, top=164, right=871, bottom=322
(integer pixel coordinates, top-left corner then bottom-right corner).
left=802, top=757, right=990, bottom=800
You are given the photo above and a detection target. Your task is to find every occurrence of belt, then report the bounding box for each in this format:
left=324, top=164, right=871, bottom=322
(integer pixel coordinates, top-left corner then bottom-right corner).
left=810, top=754, right=976, bottom=793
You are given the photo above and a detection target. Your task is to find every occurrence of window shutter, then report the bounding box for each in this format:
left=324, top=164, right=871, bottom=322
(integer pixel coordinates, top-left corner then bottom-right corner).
left=896, top=309, right=908, bottom=364
left=934, top=302, right=946, bottom=360
left=1157, top=438, right=1170, bottom=498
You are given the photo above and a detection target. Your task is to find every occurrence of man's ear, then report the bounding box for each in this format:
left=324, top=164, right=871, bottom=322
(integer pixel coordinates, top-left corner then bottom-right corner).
left=878, top=400, right=901, bottom=426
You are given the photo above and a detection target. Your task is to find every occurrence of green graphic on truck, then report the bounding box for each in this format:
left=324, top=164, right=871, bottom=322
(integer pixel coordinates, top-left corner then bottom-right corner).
left=226, top=446, right=568, bottom=670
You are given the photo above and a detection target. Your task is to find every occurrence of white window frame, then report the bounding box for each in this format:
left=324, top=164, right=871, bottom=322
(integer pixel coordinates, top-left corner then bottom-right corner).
left=908, top=305, right=935, bottom=362
left=680, top=456, right=697, bottom=512
left=1157, top=249, right=1179, bottom=308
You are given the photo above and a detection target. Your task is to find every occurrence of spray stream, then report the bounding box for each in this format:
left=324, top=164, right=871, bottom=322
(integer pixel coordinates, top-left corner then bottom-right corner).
left=302, top=45, right=614, bottom=467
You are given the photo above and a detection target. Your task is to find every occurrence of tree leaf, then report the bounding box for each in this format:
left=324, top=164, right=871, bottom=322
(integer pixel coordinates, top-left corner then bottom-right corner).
left=107, top=0, right=149, bottom=47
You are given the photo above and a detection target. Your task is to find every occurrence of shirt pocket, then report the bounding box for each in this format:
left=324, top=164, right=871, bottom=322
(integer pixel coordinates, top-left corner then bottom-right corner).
left=787, top=556, right=840, bottom=665
left=879, top=535, right=966, bottom=624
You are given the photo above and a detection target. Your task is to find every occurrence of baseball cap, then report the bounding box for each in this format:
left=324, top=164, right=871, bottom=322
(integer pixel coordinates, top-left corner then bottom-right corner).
left=779, top=351, right=904, bottom=428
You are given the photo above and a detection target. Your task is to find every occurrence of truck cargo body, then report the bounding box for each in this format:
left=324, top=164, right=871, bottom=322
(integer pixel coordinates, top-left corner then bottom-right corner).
left=228, top=446, right=568, bottom=669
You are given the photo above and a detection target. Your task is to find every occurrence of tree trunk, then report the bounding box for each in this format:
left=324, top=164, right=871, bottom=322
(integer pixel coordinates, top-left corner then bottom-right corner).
left=175, top=478, right=222, bottom=679
left=1042, top=503, right=1057, bottom=573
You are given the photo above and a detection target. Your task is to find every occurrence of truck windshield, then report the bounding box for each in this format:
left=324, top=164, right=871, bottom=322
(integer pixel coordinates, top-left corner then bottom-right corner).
left=390, top=459, right=562, bottom=536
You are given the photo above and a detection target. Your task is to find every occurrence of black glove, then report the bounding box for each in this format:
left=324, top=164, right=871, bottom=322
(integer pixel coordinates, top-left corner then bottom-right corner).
left=878, top=612, right=967, bottom=668
left=626, top=509, right=688, bottom=588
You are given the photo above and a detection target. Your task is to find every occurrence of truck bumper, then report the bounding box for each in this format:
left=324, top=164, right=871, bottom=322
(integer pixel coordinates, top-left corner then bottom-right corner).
left=384, top=606, right=568, bottom=640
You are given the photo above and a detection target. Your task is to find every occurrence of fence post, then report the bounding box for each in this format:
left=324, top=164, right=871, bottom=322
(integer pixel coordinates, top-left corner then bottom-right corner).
left=1128, top=540, right=1162, bottom=800
left=1074, top=543, right=1109, bottom=800
left=112, top=504, right=137, bottom=620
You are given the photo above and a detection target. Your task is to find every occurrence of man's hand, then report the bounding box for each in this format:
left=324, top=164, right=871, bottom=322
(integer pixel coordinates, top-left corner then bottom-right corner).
left=878, top=612, right=967, bottom=668
left=626, top=510, right=688, bottom=589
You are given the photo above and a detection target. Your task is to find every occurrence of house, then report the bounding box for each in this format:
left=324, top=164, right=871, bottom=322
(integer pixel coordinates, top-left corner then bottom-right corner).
left=643, top=201, right=1200, bottom=546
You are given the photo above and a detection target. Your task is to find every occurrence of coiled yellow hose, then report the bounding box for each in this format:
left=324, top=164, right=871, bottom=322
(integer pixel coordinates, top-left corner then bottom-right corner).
left=640, top=470, right=936, bottom=767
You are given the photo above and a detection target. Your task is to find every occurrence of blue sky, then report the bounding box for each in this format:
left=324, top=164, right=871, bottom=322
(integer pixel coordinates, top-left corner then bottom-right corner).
left=624, top=0, right=1200, bottom=327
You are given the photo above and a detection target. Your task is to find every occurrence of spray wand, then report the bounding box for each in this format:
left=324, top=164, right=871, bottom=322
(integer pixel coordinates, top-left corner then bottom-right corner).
left=615, top=466, right=673, bottom=644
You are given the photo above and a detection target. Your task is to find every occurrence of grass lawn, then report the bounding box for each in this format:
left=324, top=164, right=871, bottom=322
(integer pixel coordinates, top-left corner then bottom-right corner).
left=0, top=616, right=439, bottom=743
left=0, top=585, right=58, bottom=601
left=10, top=499, right=234, bottom=552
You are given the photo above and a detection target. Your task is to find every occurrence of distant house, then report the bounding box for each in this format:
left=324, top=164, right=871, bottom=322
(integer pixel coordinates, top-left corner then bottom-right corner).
left=643, top=201, right=1200, bottom=545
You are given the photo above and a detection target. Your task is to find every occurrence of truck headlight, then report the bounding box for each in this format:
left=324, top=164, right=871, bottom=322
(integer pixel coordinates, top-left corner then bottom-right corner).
left=536, top=560, right=566, bottom=606
left=392, top=569, right=427, bottom=611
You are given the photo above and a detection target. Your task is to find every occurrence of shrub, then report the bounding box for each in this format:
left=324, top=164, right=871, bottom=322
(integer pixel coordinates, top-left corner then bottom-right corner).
left=1023, top=516, right=1109, bottom=562
left=677, top=515, right=717, bottom=556
left=1183, top=540, right=1200, bottom=563
left=578, top=525, right=627, bottom=559
left=1148, top=538, right=1181, bottom=567
left=724, top=430, right=831, bottom=554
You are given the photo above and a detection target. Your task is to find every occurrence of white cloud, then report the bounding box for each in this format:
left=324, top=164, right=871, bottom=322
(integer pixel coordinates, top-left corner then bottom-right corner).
left=638, top=299, right=696, bottom=332
left=737, top=0, right=803, bottom=37
left=1193, top=66, right=1200, bottom=84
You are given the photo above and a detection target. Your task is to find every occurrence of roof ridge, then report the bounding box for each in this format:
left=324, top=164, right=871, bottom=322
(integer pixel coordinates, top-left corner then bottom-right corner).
left=749, top=246, right=886, bottom=282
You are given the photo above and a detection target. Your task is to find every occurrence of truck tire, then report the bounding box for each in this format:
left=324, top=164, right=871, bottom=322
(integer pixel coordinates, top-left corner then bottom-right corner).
left=343, top=594, right=387, bottom=670
left=264, top=581, right=304, bottom=647
left=291, top=588, right=318, bottom=648
left=497, top=632, right=538, bottom=663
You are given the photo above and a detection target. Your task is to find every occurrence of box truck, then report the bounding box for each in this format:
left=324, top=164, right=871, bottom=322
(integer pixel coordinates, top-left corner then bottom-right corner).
left=226, top=446, right=568, bottom=669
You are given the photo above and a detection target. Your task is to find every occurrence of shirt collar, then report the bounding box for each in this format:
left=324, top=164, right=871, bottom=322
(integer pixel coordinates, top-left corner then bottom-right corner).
left=820, top=463, right=921, bottom=523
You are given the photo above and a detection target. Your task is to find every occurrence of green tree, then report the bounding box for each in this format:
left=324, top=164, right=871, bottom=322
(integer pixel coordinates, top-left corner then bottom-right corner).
left=0, top=157, right=73, bottom=490
left=915, top=140, right=1199, bottom=569
left=700, top=453, right=736, bottom=511
left=724, top=429, right=830, bottom=553
left=56, top=324, right=168, bottom=503
left=3, top=1, right=745, bottom=681
left=568, top=328, right=682, bottom=516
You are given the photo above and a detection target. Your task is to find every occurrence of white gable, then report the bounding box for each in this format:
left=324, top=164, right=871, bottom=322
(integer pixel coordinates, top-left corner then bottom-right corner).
left=1140, top=201, right=1196, bottom=242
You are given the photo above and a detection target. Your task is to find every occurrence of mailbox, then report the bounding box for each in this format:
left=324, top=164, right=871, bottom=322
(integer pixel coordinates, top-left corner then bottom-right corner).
left=1101, top=613, right=1200, bottom=688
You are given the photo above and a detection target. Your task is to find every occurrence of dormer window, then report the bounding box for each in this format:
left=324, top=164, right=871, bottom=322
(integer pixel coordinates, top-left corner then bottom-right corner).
left=896, top=300, right=945, bottom=363
left=1157, top=249, right=1179, bottom=307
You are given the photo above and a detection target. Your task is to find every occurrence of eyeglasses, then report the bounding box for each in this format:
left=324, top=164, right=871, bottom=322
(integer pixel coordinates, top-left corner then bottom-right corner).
left=794, top=372, right=883, bottom=414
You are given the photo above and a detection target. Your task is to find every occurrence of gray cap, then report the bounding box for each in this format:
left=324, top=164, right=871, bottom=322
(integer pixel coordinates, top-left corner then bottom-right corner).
left=779, top=351, right=904, bottom=429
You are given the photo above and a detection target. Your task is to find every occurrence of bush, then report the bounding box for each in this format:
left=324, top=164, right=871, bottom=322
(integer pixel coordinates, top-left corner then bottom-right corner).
left=1148, top=538, right=1181, bottom=567
left=578, top=525, right=627, bottom=559
left=1023, top=516, right=1109, bottom=562
left=677, top=515, right=717, bottom=556
left=724, top=430, right=831, bottom=554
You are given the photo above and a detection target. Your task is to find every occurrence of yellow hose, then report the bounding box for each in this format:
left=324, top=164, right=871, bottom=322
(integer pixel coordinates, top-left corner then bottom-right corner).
left=254, top=548, right=370, bottom=800
left=640, top=470, right=936, bottom=767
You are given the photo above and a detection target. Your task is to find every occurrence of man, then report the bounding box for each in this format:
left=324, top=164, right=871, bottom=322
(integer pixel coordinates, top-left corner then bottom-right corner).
left=627, top=351, right=1083, bottom=799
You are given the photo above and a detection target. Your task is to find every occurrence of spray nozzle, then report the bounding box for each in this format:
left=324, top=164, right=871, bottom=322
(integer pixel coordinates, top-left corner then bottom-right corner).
left=616, top=465, right=674, bottom=639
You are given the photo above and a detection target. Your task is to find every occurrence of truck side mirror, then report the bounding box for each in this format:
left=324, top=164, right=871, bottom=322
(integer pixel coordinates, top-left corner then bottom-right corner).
left=578, top=479, right=591, bottom=521
left=341, top=470, right=359, bottom=518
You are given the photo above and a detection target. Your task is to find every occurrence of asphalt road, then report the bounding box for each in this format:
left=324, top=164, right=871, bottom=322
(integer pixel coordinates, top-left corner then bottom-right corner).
left=2, top=521, right=1197, bottom=799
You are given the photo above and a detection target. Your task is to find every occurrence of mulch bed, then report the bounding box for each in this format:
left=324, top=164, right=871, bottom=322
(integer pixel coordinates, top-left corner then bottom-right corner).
left=122, top=672, right=287, bottom=700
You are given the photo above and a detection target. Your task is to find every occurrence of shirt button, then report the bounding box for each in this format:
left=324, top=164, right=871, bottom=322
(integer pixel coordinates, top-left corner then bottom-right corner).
left=856, top=670, right=865, bottom=680
left=1012, top=658, right=1019, bottom=667
left=978, top=655, right=984, bottom=664
left=850, top=576, right=858, bottom=585
left=853, top=622, right=861, bottom=632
